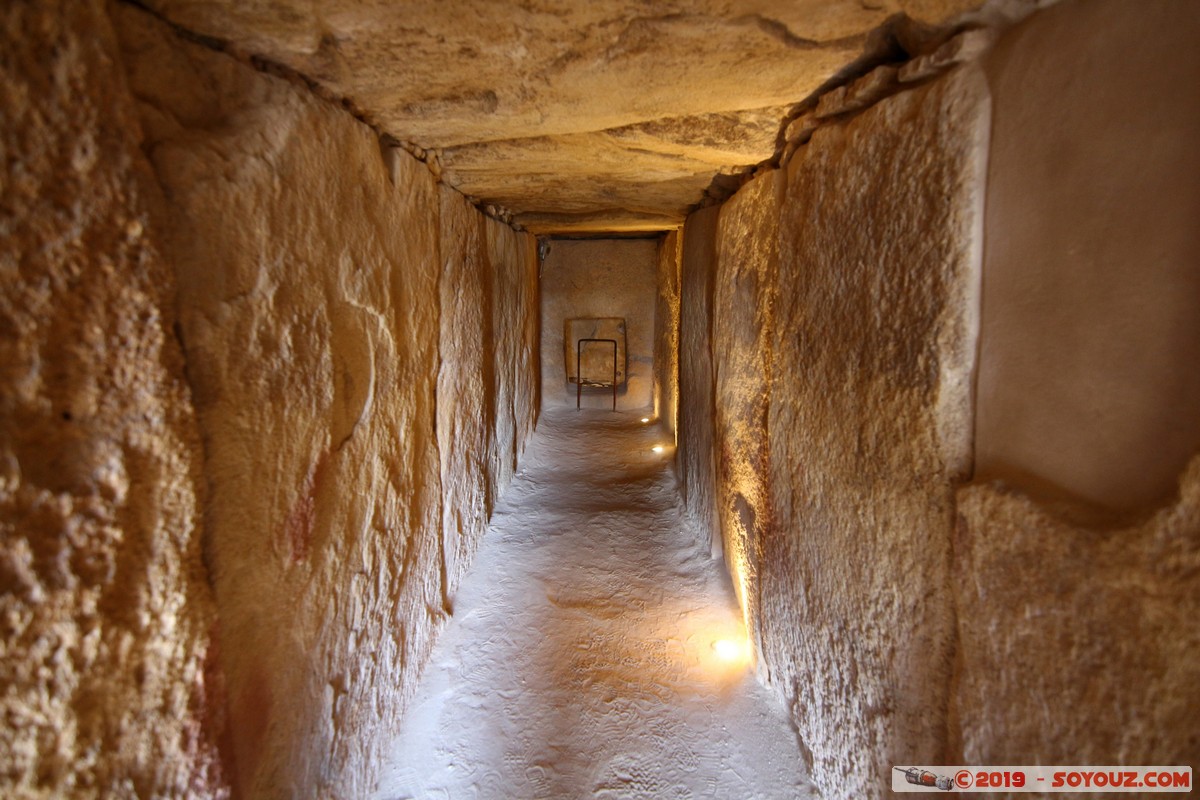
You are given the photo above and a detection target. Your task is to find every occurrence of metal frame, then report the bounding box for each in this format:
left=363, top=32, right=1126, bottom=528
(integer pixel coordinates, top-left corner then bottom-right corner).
left=575, top=337, right=618, bottom=411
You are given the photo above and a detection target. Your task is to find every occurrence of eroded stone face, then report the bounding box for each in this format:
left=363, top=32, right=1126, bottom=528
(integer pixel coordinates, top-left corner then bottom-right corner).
left=689, top=61, right=988, bottom=799
left=113, top=4, right=539, bottom=796
left=677, top=206, right=721, bottom=555
left=653, top=232, right=682, bottom=439
left=138, top=0, right=995, bottom=232
left=437, top=187, right=493, bottom=598
left=974, top=0, right=1200, bottom=514
left=953, top=460, right=1200, bottom=768
left=0, top=1, right=225, bottom=795
left=712, top=169, right=780, bottom=661
left=764, top=65, right=987, bottom=798
left=123, top=7, right=444, bottom=788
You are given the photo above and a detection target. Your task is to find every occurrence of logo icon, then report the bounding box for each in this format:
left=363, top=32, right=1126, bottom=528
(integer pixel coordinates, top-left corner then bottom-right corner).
left=895, top=767, right=955, bottom=791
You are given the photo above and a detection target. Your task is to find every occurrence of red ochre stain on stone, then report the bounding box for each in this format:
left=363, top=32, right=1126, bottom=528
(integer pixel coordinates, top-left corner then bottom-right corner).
left=231, top=666, right=273, bottom=797
left=282, top=450, right=331, bottom=563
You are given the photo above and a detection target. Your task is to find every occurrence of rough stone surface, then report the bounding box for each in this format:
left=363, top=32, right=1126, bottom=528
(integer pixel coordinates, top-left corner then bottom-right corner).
left=950, top=0, right=1200, bottom=768
left=437, top=186, right=493, bottom=599
left=539, top=239, right=658, bottom=411
left=653, top=232, right=682, bottom=439
left=435, top=192, right=539, bottom=605
left=759, top=66, right=985, bottom=798
left=677, top=206, right=721, bottom=557
left=711, top=170, right=780, bottom=664
left=485, top=215, right=540, bottom=499
left=952, top=459, right=1200, bottom=768
left=695, top=3, right=1200, bottom=795
left=138, top=0, right=997, bottom=232
left=115, top=5, right=537, bottom=797
left=0, top=1, right=226, bottom=796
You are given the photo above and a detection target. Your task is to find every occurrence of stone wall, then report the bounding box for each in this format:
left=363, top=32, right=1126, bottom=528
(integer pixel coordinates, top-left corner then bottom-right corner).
left=677, top=208, right=721, bottom=557
left=116, top=6, right=539, bottom=796
left=539, top=239, right=657, bottom=411
left=436, top=193, right=538, bottom=601
left=687, top=2, right=1200, bottom=798
left=952, top=460, right=1200, bottom=769
left=652, top=232, right=681, bottom=440
left=765, top=64, right=985, bottom=796
left=437, top=187, right=494, bottom=601
left=954, top=0, right=1200, bottom=770
left=120, top=9, right=439, bottom=793
left=682, top=21, right=989, bottom=800
left=711, top=170, right=781, bottom=664
left=2, top=1, right=538, bottom=796
left=487, top=216, right=540, bottom=497
left=1, top=1, right=226, bottom=796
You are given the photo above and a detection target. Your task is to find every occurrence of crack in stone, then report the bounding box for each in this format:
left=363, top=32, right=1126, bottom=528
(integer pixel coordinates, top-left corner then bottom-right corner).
left=736, top=14, right=865, bottom=51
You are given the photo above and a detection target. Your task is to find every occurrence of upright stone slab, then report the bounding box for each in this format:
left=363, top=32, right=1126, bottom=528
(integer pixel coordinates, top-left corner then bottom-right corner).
left=0, top=1, right=226, bottom=795
left=956, top=0, right=1200, bottom=770
left=118, top=6, right=445, bottom=796
left=764, top=65, right=987, bottom=799
left=437, top=186, right=493, bottom=600
left=678, top=206, right=721, bottom=556
left=712, top=170, right=781, bottom=659
left=653, top=232, right=682, bottom=438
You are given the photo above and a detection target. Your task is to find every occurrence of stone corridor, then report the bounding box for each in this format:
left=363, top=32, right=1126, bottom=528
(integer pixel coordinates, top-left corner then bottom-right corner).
left=376, top=409, right=814, bottom=800
left=3, top=1, right=1198, bottom=798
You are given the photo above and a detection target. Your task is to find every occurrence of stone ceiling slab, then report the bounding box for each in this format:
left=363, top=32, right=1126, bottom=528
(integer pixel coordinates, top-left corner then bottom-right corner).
left=141, top=0, right=996, bottom=232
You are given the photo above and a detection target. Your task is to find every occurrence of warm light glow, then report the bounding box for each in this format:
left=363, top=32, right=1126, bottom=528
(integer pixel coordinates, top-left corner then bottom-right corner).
left=652, top=445, right=664, bottom=453
left=641, top=417, right=650, bottom=424
left=733, top=553, right=753, bottom=634
left=711, top=638, right=749, bottom=663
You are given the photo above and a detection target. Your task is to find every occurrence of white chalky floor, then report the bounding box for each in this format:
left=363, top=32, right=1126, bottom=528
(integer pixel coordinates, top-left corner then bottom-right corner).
left=374, top=408, right=815, bottom=800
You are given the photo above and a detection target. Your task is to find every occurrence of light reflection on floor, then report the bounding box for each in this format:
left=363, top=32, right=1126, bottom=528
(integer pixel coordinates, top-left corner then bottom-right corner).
left=374, top=408, right=815, bottom=800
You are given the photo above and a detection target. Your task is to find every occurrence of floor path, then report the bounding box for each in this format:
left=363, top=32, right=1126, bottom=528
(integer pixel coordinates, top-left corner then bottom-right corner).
left=375, top=408, right=816, bottom=800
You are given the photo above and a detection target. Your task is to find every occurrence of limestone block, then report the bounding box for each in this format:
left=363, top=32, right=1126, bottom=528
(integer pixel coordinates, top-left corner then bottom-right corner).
left=513, top=230, right=540, bottom=451
left=953, top=458, right=1200, bottom=767
left=437, top=188, right=537, bottom=606
left=440, top=107, right=792, bottom=232
left=0, top=1, right=225, bottom=795
left=899, top=28, right=996, bottom=83
left=437, top=186, right=493, bottom=600
left=678, top=206, right=722, bottom=556
left=974, top=0, right=1200, bottom=513
left=816, top=65, right=900, bottom=120
left=137, top=0, right=990, bottom=231
left=764, top=65, right=988, bottom=799
left=653, top=232, right=683, bottom=439
left=486, top=216, right=530, bottom=499
left=712, top=170, right=781, bottom=667
left=117, top=6, right=447, bottom=796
